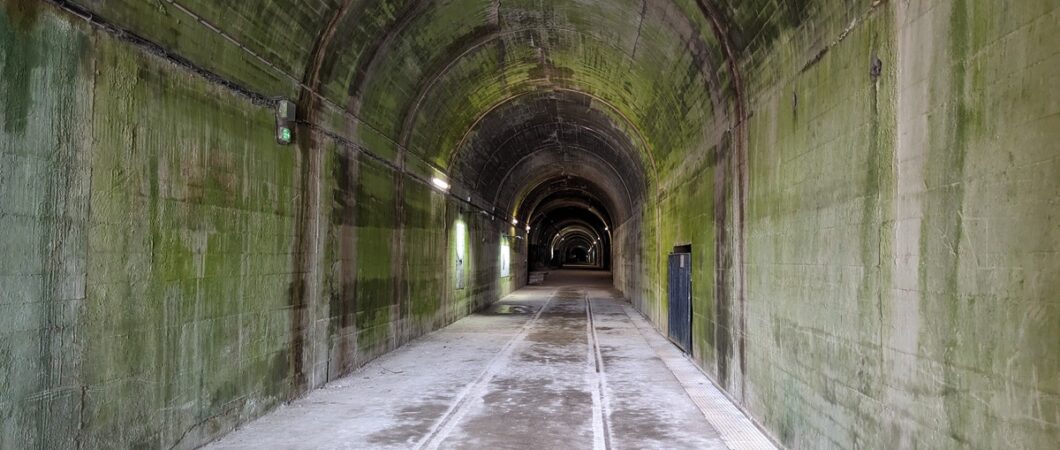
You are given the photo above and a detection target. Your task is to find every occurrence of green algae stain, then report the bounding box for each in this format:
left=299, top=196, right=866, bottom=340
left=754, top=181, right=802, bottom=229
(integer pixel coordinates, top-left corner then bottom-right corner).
left=939, top=1, right=980, bottom=443
left=915, top=0, right=981, bottom=444
left=0, top=6, right=40, bottom=135
left=353, top=156, right=397, bottom=353
left=405, top=183, right=445, bottom=325
left=0, top=7, right=93, bottom=446
left=526, top=60, right=575, bottom=81
left=73, top=20, right=301, bottom=445
left=855, top=14, right=897, bottom=403
left=2, top=0, right=40, bottom=31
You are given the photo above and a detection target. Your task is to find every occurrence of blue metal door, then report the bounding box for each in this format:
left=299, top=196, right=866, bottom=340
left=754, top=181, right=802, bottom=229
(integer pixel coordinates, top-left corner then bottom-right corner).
left=668, top=253, right=692, bottom=353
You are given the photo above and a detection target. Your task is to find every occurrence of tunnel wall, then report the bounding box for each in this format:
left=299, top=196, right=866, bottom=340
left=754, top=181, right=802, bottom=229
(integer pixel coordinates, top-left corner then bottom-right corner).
left=1, top=0, right=1056, bottom=449
left=626, top=0, right=1059, bottom=448
left=0, top=5, right=522, bottom=448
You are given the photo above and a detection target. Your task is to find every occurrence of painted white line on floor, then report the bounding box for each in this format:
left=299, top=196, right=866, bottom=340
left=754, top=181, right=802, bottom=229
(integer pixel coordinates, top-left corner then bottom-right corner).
left=415, top=289, right=558, bottom=450
left=622, top=305, right=780, bottom=450
left=585, top=293, right=613, bottom=450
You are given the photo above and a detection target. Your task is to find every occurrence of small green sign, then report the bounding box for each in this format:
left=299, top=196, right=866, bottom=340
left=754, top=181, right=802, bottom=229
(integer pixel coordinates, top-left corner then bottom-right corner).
left=280, top=127, right=292, bottom=143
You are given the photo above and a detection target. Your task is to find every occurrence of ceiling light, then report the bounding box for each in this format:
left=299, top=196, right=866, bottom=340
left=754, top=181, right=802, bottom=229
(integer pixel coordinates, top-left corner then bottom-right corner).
left=431, top=177, right=450, bottom=191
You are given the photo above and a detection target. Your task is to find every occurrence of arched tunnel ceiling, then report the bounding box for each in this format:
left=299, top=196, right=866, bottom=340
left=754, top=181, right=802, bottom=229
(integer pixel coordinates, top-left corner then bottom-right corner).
left=534, top=207, right=609, bottom=242
left=450, top=91, right=646, bottom=222
left=500, top=153, right=630, bottom=222
left=81, top=0, right=828, bottom=222
left=533, top=200, right=611, bottom=231
left=326, top=0, right=730, bottom=168
left=550, top=223, right=606, bottom=264
left=85, top=0, right=823, bottom=112
left=523, top=180, right=616, bottom=230
left=553, top=225, right=603, bottom=247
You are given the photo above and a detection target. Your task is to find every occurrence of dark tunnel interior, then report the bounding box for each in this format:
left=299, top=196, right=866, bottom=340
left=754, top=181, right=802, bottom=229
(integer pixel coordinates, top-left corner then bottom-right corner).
left=2, top=0, right=1057, bottom=448
left=448, top=90, right=646, bottom=275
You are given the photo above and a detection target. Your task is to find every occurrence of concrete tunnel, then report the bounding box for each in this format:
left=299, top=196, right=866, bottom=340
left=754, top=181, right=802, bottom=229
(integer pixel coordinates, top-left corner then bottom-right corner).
left=1, top=0, right=1058, bottom=448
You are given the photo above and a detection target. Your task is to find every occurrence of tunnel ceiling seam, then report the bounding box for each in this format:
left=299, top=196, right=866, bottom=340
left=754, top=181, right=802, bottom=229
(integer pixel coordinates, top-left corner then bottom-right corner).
left=531, top=207, right=613, bottom=237
left=466, top=120, right=640, bottom=190
left=298, top=0, right=358, bottom=123
left=333, top=1, right=737, bottom=164
left=449, top=88, right=660, bottom=183
left=343, top=0, right=434, bottom=118
left=525, top=185, right=617, bottom=222
left=373, top=0, right=735, bottom=179
left=394, top=25, right=654, bottom=149
left=490, top=144, right=635, bottom=219
left=627, top=0, right=649, bottom=64
left=502, top=167, right=630, bottom=222
left=532, top=203, right=610, bottom=226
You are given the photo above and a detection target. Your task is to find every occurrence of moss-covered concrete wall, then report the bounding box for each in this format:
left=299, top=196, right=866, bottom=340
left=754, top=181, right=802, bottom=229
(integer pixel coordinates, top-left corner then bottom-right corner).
left=2, top=0, right=1056, bottom=448
left=632, top=0, right=1059, bottom=448
left=0, top=4, right=521, bottom=449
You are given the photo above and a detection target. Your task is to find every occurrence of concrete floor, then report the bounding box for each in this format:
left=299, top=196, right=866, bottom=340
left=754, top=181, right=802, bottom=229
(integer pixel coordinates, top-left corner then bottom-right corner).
left=207, top=271, right=775, bottom=449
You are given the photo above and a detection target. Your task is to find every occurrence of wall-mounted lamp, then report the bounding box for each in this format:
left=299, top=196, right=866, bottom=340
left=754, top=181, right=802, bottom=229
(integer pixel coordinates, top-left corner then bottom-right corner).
left=276, top=99, right=296, bottom=145
left=525, top=225, right=531, bottom=233
left=511, top=218, right=519, bottom=226
left=431, top=177, right=450, bottom=192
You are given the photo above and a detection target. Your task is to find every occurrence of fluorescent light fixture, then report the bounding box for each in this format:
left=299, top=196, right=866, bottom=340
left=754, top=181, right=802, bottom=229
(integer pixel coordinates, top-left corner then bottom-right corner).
left=511, top=218, right=518, bottom=225
left=431, top=177, right=450, bottom=191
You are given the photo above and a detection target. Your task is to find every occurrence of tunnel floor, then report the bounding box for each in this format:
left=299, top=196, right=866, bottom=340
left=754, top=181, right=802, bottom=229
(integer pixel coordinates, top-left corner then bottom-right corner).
left=206, top=271, right=774, bottom=449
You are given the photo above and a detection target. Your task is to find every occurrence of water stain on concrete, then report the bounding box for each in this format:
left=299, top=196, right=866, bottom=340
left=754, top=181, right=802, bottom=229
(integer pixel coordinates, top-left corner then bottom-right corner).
left=365, top=401, right=450, bottom=446
left=480, top=303, right=535, bottom=315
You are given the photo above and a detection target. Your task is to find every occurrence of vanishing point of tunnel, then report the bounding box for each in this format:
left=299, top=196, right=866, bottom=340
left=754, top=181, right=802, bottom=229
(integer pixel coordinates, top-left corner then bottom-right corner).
left=1, top=0, right=1057, bottom=449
